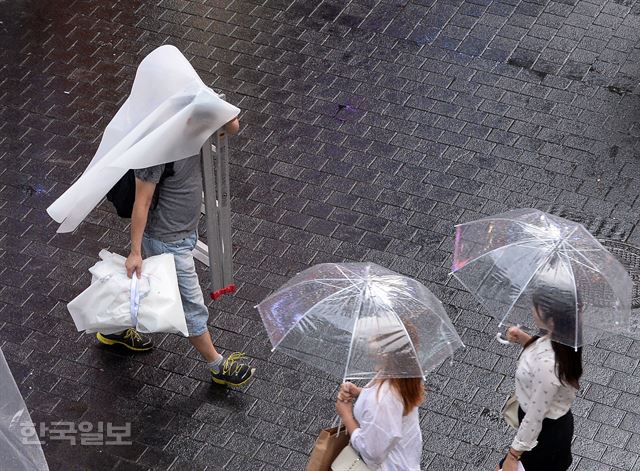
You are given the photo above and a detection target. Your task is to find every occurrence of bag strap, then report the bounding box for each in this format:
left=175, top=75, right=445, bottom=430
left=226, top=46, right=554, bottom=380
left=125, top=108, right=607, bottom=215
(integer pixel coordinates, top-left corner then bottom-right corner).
left=130, top=276, right=141, bottom=328
left=332, top=415, right=348, bottom=437
left=151, top=162, right=175, bottom=210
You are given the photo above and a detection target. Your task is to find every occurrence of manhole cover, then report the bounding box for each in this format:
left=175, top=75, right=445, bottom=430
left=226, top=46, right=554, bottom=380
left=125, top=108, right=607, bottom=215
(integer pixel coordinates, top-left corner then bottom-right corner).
left=599, top=239, right=640, bottom=308
left=546, top=204, right=632, bottom=240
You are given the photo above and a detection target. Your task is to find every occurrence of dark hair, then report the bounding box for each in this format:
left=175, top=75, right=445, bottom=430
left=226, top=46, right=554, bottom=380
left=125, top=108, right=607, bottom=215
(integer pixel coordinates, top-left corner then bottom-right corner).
left=551, top=342, right=582, bottom=389
left=530, top=286, right=583, bottom=389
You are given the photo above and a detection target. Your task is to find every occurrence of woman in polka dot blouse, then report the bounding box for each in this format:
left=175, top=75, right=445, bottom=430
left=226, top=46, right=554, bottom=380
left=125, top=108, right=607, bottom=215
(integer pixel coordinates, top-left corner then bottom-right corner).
left=496, top=286, right=583, bottom=471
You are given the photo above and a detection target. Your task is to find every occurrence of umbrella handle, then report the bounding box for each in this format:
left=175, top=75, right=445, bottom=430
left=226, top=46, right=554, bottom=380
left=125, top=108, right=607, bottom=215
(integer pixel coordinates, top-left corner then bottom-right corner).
left=130, top=276, right=140, bottom=329
left=496, top=324, right=521, bottom=345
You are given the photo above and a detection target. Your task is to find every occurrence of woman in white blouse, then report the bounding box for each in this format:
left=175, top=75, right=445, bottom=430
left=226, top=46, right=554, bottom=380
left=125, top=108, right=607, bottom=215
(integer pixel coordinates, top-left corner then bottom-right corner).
left=335, top=376, right=423, bottom=471
left=497, top=286, right=583, bottom=471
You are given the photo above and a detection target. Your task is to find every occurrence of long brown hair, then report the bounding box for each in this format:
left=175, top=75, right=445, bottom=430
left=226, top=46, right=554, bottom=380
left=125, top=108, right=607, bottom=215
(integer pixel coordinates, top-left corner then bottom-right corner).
left=375, top=319, right=426, bottom=415
left=379, top=377, right=425, bottom=415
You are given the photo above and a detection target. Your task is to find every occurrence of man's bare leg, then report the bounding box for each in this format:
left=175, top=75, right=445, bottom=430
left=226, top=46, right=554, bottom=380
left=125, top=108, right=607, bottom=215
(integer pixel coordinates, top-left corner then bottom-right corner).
left=189, top=330, right=222, bottom=363
left=191, top=329, right=254, bottom=387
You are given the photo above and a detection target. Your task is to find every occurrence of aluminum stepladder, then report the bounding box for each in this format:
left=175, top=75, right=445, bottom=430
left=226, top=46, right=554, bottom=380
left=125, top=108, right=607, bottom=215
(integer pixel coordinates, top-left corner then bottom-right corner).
left=192, top=127, right=235, bottom=300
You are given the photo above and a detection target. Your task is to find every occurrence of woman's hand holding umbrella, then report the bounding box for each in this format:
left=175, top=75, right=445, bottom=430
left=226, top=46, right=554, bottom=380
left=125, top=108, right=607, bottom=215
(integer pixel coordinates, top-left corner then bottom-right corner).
left=505, top=326, right=532, bottom=346
left=338, top=382, right=362, bottom=403
left=335, top=393, right=359, bottom=435
left=336, top=382, right=363, bottom=435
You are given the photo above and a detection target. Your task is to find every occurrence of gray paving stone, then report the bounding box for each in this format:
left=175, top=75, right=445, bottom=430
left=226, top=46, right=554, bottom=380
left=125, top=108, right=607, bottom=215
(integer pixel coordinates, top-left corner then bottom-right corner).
left=2, top=0, right=640, bottom=469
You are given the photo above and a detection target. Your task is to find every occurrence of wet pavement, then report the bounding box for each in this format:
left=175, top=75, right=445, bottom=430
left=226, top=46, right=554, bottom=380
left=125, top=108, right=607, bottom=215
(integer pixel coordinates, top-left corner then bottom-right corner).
left=2, top=0, right=640, bottom=469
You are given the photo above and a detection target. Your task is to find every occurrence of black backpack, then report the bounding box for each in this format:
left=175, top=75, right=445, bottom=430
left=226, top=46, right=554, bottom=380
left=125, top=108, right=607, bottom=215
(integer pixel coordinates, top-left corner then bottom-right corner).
left=106, top=163, right=175, bottom=218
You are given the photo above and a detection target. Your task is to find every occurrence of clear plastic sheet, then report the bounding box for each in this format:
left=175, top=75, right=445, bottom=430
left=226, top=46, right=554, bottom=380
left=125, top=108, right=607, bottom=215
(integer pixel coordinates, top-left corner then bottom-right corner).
left=452, top=209, right=632, bottom=348
left=257, top=263, right=464, bottom=381
left=0, top=348, right=49, bottom=471
left=67, top=250, right=188, bottom=336
left=47, top=45, right=240, bottom=233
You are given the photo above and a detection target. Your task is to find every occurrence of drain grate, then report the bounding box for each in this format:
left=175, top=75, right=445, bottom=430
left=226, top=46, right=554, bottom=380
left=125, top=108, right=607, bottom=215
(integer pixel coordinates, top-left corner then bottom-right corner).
left=599, top=239, right=640, bottom=308
left=545, top=204, right=632, bottom=241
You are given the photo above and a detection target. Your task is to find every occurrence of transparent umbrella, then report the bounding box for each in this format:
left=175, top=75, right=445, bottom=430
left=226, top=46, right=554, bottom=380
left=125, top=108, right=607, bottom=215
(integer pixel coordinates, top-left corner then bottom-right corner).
left=452, top=208, right=632, bottom=349
left=1, top=347, right=49, bottom=471
left=256, top=263, right=464, bottom=381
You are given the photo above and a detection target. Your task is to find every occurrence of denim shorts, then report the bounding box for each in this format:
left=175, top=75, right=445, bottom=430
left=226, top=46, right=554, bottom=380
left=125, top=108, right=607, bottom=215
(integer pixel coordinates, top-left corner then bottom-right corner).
left=142, top=231, right=209, bottom=337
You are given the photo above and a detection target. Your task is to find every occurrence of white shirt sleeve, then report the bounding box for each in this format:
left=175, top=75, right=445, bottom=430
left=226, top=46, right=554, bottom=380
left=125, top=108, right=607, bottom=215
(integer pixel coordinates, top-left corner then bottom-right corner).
left=511, top=361, right=561, bottom=451
left=350, top=386, right=404, bottom=467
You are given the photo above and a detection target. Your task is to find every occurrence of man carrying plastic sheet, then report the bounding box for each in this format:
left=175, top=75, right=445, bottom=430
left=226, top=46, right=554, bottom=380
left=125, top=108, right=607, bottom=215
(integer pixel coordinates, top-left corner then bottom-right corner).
left=97, top=117, right=254, bottom=387
left=47, top=45, right=255, bottom=387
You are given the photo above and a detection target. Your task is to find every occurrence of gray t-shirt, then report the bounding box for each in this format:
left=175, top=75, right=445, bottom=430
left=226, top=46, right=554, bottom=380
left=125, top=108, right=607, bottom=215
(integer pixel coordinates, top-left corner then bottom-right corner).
left=134, top=155, right=202, bottom=242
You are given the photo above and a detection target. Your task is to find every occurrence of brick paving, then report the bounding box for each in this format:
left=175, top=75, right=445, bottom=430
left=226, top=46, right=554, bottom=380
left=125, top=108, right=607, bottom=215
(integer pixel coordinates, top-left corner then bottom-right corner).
left=1, top=0, right=640, bottom=469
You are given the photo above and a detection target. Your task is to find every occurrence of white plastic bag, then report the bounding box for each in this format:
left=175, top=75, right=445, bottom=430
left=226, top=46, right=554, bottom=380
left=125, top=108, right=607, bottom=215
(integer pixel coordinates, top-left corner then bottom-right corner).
left=47, top=44, right=240, bottom=233
left=0, top=348, right=49, bottom=471
left=68, top=250, right=188, bottom=336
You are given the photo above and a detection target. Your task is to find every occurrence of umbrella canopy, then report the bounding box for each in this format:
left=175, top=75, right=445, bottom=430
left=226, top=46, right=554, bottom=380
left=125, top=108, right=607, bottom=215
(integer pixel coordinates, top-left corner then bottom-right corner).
left=257, top=263, right=463, bottom=381
left=452, top=208, right=632, bottom=348
left=1, top=347, right=49, bottom=471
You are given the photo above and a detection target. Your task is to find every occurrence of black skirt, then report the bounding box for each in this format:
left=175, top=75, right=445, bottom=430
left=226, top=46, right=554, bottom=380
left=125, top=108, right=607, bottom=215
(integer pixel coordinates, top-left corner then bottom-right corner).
left=500, top=406, right=574, bottom=471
